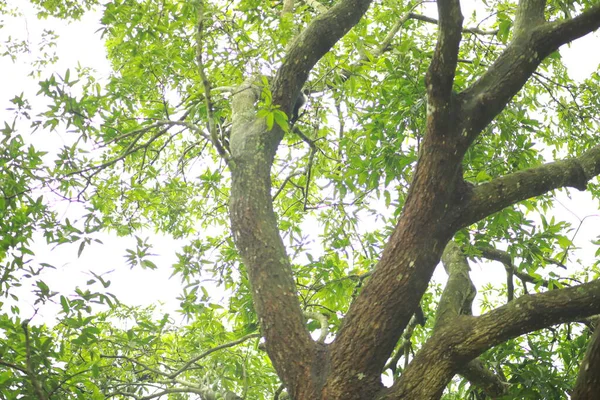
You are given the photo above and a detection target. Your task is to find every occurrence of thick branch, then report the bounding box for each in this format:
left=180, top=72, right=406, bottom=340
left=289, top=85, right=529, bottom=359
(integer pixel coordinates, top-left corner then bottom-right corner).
left=460, top=4, right=600, bottom=144
left=229, top=1, right=375, bottom=395
left=513, top=0, right=546, bottom=36
left=389, top=279, right=600, bottom=398
left=425, top=0, right=463, bottom=108
left=572, top=326, right=600, bottom=399
left=542, top=3, right=600, bottom=48
left=457, top=145, right=600, bottom=228
left=438, top=243, right=508, bottom=398
left=272, top=0, right=373, bottom=127
left=436, top=241, right=476, bottom=329
left=229, top=80, right=316, bottom=396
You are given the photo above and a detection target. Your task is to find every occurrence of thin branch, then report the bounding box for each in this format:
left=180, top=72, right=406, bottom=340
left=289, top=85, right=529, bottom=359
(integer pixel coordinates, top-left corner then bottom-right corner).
left=66, top=113, right=198, bottom=178
left=291, top=126, right=318, bottom=210
left=0, top=359, right=28, bottom=375
left=408, top=12, right=498, bottom=35
left=477, top=246, right=556, bottom=290
left=169, top=333, right=260, bottom=379
left=384, top=314, right=420, bottom=375
left=273, top=171, right=304, bottom=200
left=100, top=354, right=167, bottom=379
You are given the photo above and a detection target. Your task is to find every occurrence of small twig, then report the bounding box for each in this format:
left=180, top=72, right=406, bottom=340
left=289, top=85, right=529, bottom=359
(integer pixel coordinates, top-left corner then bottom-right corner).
left=292, top=126, right=318, bottom=210
left=273, top=171, right=304, bottom=200
left=67, top=113, right=197, bottom=178
left=385, top=314, right=420, bottom=375
left=477, top=247, right=562, bottom=291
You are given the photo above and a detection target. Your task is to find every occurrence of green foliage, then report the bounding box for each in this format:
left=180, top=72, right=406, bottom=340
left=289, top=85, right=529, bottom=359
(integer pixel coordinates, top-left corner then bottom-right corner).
left=1, top=0, right=599, bottom=397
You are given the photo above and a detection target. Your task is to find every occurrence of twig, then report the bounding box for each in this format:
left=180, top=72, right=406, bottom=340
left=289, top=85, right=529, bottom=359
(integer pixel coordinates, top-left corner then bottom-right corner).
left=273, top=171, right=304, bottom=200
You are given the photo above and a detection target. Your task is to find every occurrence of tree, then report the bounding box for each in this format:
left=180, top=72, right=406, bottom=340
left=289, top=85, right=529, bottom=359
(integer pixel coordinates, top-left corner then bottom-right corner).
left=2, top=0, right=600, bottom=398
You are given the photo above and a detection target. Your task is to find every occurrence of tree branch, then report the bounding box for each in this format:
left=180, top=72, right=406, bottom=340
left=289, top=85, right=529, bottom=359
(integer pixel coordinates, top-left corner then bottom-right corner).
left=169, top=333, right=260, bottom=379
left=572, top=325, right=600, bottom=399
left=281, top=0, right=295, bottom=16
left=425, top=0, right=463, bottom=109
left=476, top=246, right=556, bottom=290
left=304, top=0, right=328, bottom=14
left=459, top=359, right=509, bottom=398
left=457, top=145, right=600, bottom=228
left=229, top=1, right=375, bottom=395
left=272, top=0, right=374, bottom=128
left=0, top=359, right=28, bottom=375
left=436, top=241, right=476, bottom=329
left=437, top=242, right=508, bottom=398
left=304, top=312, right=329, bottom=343
left=408, top=12, right=498, bottom=36
left=229, top=78, right=317, bottom=396
left=513, top=0, right=546, bottom=36
left=460, top=3, right=600, bottom=145
left=390, top=278, right=600, bottom=398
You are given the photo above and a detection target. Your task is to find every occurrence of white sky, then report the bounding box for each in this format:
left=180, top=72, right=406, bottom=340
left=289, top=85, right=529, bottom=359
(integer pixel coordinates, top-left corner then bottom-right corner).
left=1, top=1, right=600, bottom=325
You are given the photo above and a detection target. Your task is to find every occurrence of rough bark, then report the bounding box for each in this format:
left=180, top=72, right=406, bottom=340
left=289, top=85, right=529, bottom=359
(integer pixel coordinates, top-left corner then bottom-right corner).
left=225, top=0, right=600, bottom=398
left=322, top=2, right=466, bottom=397
left=228, top=1, right=375, bottom=396
left=435, top=242, right=508, bottom=398
left=458, top=145, right=600, bottom=229
left=572, top=324, right=600, bottom=400
left=386, top=279, right=600, bottom=399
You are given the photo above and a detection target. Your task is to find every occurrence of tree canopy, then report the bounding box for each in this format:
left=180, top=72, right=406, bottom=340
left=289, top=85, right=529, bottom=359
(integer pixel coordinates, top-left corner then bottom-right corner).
left=2, top=0, right=600, bottom=399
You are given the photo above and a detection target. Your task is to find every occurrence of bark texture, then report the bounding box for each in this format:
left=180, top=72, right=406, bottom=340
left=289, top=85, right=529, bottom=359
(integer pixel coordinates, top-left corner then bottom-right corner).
left=226, top=0, right=600, bottom=398
left=572, top=324, right=600, bottom=400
